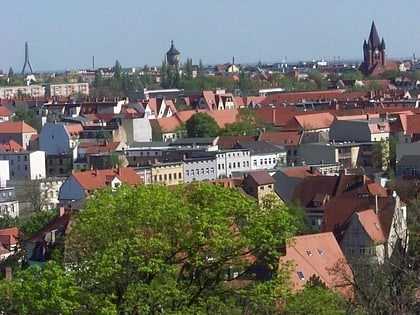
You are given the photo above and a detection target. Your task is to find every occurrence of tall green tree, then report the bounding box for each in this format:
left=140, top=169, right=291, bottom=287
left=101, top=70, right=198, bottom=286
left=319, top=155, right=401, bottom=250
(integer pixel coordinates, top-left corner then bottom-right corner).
left=65, top=183, right=299, bottom=313
left=186, top=112, right=220, bottom=137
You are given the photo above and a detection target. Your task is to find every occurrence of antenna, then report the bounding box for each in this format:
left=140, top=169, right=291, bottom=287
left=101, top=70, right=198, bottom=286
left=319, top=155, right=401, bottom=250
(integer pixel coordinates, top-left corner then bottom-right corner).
left=21, top=41, right=35, bottom=75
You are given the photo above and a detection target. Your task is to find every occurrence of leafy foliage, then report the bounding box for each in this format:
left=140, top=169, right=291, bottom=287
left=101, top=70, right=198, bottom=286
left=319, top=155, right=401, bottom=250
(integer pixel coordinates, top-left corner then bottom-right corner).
left=185, top=112, right=220, bottom=137
left=65, top=183, right=299, bottom=313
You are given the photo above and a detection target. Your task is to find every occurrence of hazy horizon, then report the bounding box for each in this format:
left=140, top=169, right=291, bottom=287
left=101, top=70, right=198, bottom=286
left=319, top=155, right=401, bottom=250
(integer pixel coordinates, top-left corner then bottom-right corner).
left=2, top=1, right=420, bottom=73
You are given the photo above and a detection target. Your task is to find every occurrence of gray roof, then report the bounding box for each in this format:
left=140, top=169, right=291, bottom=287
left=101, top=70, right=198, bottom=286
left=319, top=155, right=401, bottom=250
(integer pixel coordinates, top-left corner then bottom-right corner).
left=397, top=155, right=420, bottom=167
left=233, top=141, right=285, bottom=154
left=170, top=137, right=218, bottom=147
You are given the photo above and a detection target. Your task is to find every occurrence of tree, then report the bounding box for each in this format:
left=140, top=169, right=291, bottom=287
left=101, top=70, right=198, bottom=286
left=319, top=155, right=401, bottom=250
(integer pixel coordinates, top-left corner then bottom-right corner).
left=12, top=107, right=41, bottom=132
left=285, top=284, right=348, bottom=315
left=114, top=60, right=122, bottom=81
left=184, top=58, right=193, bottom=80
left=220, top=108, right=262, bottom=136
left=0, top=261, right=88, bottom=315
left=65, top=183, right=299, bottom=313
left=185, top=112, right=220, bottom=137
left=341, top=70, right=364, bottom=81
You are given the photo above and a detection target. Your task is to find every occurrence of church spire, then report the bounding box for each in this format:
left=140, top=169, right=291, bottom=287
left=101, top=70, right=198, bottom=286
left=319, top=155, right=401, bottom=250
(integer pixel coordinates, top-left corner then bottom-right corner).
left=368, top=21, right=381, bottom=48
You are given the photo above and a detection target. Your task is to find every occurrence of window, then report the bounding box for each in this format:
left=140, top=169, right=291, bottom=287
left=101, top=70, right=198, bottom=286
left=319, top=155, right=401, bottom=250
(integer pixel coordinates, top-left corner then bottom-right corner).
left=318, top=249, right=324, bottom=255
left=297, top=271, right=305, bottom=281
left=306, top=250, right=313, bottom=256
left=359, top=246, right=365, bottom=254
left=178, top=172, right=182, bottom=179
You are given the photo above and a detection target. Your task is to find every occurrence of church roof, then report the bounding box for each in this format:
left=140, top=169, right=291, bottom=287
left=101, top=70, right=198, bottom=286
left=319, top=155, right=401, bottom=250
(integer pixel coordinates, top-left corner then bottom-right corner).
left=368, top=21, right=381, bottom=48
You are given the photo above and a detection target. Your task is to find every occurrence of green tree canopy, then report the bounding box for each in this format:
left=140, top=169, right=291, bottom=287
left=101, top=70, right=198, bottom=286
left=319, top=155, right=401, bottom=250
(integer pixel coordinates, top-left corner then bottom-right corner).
left=65, top=183, right=299, bottom=313
left=185, top=112, right=220, bottom=137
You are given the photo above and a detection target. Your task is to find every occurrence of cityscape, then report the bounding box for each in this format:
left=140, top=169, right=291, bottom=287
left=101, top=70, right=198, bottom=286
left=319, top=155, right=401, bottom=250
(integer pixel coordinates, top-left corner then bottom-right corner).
left=0, top=7, right=419, bottom=314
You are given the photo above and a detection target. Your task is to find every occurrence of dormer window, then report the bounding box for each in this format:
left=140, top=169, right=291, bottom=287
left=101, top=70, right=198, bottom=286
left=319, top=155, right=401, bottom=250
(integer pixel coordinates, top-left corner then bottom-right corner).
left=297, top=271, right=305, bottom=281
left=306, top=250, right=313, bottom=256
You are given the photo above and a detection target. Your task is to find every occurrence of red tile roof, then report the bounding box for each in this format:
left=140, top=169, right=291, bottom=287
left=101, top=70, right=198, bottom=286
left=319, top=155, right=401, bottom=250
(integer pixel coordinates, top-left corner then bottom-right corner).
left=0, top=106, right=13, bottom=117
left=71, top=167, right=142, bottom=191
left=406, top=114, right=420, bottom=135
left=0, top=227, right=20, bottom=247
left=259, top=131, right=301, bottom=146
left=284, top=112, right=335, bottom=131
left=0, top=121, right=37, bottom=133
left=356, top=209, right=386, bottom=244
left=280, top=166, right=321, bottom=178
left=0, top=139, right=24, bottom=152
left=322, top=195, right=397, bottom=242
left=246, top=171, right=275, bottom=185
left=83, top=141, right=122, bottom=154
left=281, top=232, right=353, bottom=298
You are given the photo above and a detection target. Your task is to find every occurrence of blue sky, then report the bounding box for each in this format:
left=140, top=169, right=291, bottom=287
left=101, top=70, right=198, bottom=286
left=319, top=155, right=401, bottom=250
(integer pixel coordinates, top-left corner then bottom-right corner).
left=2, top=0, right=420, bottom=72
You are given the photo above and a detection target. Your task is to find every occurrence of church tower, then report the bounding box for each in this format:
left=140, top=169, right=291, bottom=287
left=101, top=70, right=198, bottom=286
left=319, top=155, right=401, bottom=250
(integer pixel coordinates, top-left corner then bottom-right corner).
left=360, top=21, right=387, bottom=76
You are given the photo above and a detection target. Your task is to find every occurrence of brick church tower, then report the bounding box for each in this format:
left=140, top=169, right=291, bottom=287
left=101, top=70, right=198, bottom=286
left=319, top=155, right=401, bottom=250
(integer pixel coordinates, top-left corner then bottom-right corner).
left=359, top=21, right=390, bottom=76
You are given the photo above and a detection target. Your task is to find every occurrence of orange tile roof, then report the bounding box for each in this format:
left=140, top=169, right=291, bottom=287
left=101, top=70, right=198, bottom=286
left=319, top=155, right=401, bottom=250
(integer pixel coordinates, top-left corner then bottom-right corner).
left=356, top=209, right=386, bottom=244
left=406, top=114, right=420, bottom=135
left=280, top=166, right=321, bottom=178
left=281, top=232, right=353, bottom=297
left=0, top=121, right=37, bottom=134
left=72, top=167, right=142, bottom=191
left=284, top=112, right=335, bottom=131
left=85, top=141, right=121, bottom=154
left=322, top=195, right=396, bottom=241
left=154, top=115, right=183, bottom=132
left=65, top=124, right=83, bottom=137
left=0, top=227, right=20, bottom=247
left=0, top=139, right=24, bottom=152
left=0, top=106, right=13, bottom=117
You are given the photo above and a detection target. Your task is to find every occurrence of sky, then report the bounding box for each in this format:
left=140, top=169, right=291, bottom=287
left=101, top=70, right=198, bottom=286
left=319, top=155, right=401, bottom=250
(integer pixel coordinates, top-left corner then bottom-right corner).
left=2, top=0, right=420, bottom=72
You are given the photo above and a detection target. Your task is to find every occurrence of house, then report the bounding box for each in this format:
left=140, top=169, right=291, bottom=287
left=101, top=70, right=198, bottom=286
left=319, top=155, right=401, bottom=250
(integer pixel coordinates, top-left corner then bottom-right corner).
left=396, top=155, right=420, bottom=180
left=150, top=161, right=183, bottom=185
left=259, top=131, right=301, bottom=166
left=272, top=166, right=321, bottom=202
left=280, top=232, right=354, bottom=299
left=0, top=105, right=13, bottom=122
left=140, top=97, right=176, bottom=119
left=0, top=227, right=19, bottom=258
left=299, top=141, right=375, bottom=169
left=75, top=141, right=127, bottom=171
left=322, top=194, right=408, bottom=274
left=25, top=207, right=72, bottom=265
left=58, top=167, right=142, bottom=204
left=0, top=186, right=19, bottom=218
left=292, top=170, right=388, bottom=228
left=216, top=149, right=251, bottom=178
left=242, top=171, right=277, bottom=203
left=232, top=141, right=287, bottom=170
left=0, top=121, right=38, bottom=150
left=39, top=122, right=82, bottom=158
left=283, top=112, right=335, bottom=133
left=0, top=139, right=25, bottom=152
left=329, top=114, right=390, bottom=142
left=1, top=150, right=46, bottom=181
left=183, top=156, right=217, bottom=183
